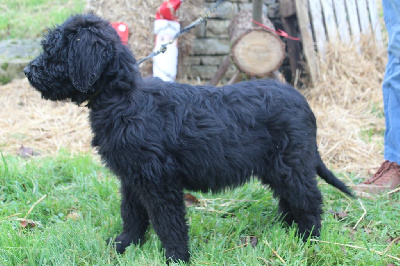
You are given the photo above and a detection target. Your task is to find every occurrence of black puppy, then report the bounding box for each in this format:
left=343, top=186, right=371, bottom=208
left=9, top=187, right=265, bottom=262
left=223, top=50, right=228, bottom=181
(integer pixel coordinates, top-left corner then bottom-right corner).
left=24, top=14, right=352, bottom=263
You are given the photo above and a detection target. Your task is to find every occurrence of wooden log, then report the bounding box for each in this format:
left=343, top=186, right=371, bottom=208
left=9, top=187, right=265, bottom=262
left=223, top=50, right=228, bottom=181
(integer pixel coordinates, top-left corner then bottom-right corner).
left=227, top=70, right=242, bottom=85
left=280, top=0, right=302, bottom=84
left=228, top=10, right=285, bottom=77
left=252, top=0, right=263, bottom=26
left=295, top=0, right=319, bottom=85
left=208, top=56, right=231, bottom=86
left=280, top=0, right=296, bottom=17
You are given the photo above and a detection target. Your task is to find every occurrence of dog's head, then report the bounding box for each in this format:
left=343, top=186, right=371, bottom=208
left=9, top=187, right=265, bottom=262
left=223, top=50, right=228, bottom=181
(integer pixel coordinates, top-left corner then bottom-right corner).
left=24, top=14, right=124, bottom=105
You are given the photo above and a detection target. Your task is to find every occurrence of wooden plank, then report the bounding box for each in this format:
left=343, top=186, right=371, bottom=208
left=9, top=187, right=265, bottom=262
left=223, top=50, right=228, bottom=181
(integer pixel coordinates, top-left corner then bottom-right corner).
left=295, top=0, right=319, bottom=84
left=333, top=0, right=351, bottom=43
left=309, top=0, right=326, bottom=55
left=367, top=0, right=383, bottom=47
left=280, top=0, right=302, bottom=83
left=281, top=14, right=302, bottom=84
left=357, top=0, right=371, bottom=35
left=252, top=0, right=263, bottom=26
left=345, top=0, right=361, bottom=43
left=280, top=0, right=296, bottom=17
left=208, top=56, right=231, bottom=86
left=321, top=0, right=338, bottom=42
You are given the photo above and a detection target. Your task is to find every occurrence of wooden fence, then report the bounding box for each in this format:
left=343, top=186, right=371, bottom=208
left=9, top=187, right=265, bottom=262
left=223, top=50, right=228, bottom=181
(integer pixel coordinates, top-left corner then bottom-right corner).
left=295, top=0, right=383, bottom=85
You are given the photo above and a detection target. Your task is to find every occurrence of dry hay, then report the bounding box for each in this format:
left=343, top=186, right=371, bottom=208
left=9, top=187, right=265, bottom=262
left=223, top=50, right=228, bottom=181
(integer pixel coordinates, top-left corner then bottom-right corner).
left=0, top=39, right=386, bottom=177
left=85, top=0, right=203, bottom=76
left=303, top=39, right=386, bottom=177
left=0, top=79, right=92, bottom=156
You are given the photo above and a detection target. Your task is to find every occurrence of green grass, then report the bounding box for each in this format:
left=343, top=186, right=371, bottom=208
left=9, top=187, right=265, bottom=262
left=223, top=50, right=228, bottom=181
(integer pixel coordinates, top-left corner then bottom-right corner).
left=0, top=152, right=399, bottom=265
left=0, top=0, right=85, bottom=39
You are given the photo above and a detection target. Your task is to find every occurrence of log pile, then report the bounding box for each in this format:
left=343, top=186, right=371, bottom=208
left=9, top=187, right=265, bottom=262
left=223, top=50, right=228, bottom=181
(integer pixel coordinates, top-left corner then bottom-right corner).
left=209, top=10, right=285, bottom=85
left=229, top=10, right=285, bottom=77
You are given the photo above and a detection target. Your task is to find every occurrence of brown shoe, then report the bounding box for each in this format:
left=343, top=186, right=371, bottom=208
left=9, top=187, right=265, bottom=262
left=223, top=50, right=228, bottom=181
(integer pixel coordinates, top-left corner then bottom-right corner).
left=354, top=160, right=400, bottom=194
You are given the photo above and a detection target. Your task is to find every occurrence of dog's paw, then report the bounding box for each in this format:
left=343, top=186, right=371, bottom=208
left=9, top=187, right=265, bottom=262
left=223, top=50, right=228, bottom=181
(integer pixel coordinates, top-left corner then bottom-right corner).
left=107, top=233, right=135, bottom=254
left=165, top=249, right=190, bottom=264
left=297, top=227, right=320, bottom=242
left=275, top=211, right=295, bottom=226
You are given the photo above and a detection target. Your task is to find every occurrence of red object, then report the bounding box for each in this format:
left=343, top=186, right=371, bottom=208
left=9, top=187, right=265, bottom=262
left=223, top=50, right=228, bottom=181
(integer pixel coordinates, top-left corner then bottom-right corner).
left=111, top=22, right=129, bottom=45
left=252, top=20, right=300, bottom=41
left=155, top=0, right=182, bottom=21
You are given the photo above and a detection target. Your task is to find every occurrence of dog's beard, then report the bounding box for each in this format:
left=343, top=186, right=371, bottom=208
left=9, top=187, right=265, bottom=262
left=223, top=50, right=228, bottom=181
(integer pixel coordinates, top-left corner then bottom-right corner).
left=26, top=75, right=55, bottom=100
left=27, top=75, right=75, bottom=102
left=27, top=75, right=64, bottom=101
left=25, top=66, right=82, bottom=103
left=27, top=74, right=93, bottom=106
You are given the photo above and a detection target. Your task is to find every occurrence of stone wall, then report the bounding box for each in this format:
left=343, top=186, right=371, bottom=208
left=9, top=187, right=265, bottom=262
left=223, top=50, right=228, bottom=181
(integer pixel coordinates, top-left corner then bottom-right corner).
left=181, top=0, right=284, bottom=83
left=0, top=39, right=41, bottom=84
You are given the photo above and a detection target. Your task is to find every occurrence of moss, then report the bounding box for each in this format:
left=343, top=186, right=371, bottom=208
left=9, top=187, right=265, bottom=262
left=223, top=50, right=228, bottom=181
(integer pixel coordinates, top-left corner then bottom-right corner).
left=1, top=62, right=9, bottom=71
left=0, top=76, right=12, bottom=84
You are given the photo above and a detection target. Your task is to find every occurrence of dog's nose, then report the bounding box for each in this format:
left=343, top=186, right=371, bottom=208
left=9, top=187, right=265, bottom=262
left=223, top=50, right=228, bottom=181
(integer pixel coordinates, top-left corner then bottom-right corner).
left=23, top=65, right=31, bottom=76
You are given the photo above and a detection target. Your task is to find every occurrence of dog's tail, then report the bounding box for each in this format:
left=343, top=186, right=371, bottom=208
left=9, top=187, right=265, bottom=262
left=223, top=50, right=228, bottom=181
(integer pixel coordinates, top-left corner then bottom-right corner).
left=316, top=152, right=354, bottom=197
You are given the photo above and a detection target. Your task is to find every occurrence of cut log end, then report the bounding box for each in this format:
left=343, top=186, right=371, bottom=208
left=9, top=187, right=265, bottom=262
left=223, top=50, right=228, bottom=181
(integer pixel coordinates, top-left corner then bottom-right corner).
left=231, top=29, right=285, bottom=77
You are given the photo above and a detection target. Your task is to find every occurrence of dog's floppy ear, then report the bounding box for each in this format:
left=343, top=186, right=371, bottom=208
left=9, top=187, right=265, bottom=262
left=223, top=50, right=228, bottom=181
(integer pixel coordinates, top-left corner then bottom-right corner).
left=68, top=28, right=113, bottom=92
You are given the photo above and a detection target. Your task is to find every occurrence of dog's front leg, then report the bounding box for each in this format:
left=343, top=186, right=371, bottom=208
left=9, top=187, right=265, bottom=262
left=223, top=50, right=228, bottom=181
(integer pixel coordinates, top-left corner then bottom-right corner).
left=114, top=183, right=150, bottom=253
left=139, top=181, right=190, bottom=264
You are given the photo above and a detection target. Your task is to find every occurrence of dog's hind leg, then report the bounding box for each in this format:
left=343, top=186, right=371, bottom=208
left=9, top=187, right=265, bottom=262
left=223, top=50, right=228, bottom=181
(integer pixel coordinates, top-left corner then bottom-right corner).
left=113, top=183, right=150, bottom=254
left=283, top=183, right=322, bottom=240
left=278, top=176, right=323, bottom=240
left=138, top=181, right=190, bottom=264
left=277, top=197, right=295, bottom=225
left=262, top=168, right=323, bottom=240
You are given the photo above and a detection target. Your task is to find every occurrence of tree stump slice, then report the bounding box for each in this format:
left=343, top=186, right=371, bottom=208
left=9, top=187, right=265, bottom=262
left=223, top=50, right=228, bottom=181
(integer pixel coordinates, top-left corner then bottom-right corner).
left=229, top=10, right=285, bottom=77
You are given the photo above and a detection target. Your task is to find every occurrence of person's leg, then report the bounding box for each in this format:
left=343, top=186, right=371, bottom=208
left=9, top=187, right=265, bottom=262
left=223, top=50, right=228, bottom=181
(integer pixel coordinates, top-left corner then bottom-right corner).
left=355, top=0, right=400, bottom=194
left=383, top=0, right=400, bottom=164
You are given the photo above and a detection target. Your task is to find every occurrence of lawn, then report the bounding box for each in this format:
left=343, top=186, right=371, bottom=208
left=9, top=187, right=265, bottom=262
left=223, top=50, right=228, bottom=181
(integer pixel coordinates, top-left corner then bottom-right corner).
left=0, top=0, right=85, bottom=39
left=0, top=152, right=399, bottom=265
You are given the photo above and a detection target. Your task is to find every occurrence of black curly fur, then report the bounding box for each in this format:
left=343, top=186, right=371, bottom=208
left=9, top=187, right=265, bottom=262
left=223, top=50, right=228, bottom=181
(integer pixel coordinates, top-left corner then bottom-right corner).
left=24, top=14, right=353, bottom=263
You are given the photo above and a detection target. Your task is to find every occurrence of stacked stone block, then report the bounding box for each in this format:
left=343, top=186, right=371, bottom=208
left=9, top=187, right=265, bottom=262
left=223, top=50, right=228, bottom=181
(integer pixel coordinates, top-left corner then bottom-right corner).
left=183, top=0, right=282, bottom=83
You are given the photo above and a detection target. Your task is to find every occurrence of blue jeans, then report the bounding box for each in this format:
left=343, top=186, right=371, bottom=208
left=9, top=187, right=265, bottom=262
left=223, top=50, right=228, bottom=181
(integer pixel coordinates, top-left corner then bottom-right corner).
left=382, top=0, right=400, bottom=164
